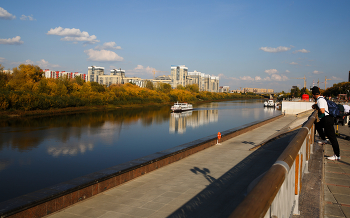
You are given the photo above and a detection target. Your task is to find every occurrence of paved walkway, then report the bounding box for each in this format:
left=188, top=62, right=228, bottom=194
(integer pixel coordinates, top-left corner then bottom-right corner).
left=323, top=124, right=350, bottom=218
left=47, top=115, right=308, bottom=218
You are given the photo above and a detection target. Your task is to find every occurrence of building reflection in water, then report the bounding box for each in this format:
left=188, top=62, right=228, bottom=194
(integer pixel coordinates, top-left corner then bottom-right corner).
left=169, top=110, right=219, bottom=134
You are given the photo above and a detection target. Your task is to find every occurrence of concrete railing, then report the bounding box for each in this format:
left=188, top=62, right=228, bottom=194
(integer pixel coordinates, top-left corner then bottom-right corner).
left=229, top=110, right=317, bottom=218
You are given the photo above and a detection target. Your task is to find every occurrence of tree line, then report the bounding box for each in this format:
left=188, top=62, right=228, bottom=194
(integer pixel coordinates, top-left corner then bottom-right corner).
left=287, top=82, right=350, bottom=99
left=0, top=64, right=261, bottom=111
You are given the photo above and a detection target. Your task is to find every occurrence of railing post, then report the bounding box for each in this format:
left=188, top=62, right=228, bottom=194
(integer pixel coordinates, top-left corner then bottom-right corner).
left=294, top=154, right=300, bottom=215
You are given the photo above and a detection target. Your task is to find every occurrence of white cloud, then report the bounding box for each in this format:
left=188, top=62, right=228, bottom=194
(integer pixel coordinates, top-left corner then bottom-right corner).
left=0, top=36, right=23, bottom=45
left=84, top=49, right=124, bottom=62
left=47, top=27, right=99, bottom=44
left=0, top=57, right=5, bottom=62
left=25, top=59, right=34, bottom=65
left=330, top=76, right=342, bottom=80
left=313, top=70, right=322, bottom=74
left=285, top=70, right=290, bottom=73
left=264, top=69, right=278, bottom=75
left=36, top=59, right=60, bottom=69
left=306, top=64, right=312, bottom=67
left=259, top=46, right=291, bottom=53
left=271, top=74, right=288, bottom=81
left=240, top=76, right=254, bottom=81
left=0, top=7, right=16, bottom=20
left=255, top=76, right=262, bottom=81
left=128, top=65, right=166, bottom=78
left=20, top=15, right=36, bottom=21
left=133, top=65, right=155, bottom=74
left=289, top=62, right=298, bottom=65
left=293, top=49, right=310, bottom=54
left=134, top=65, right=145, bottom=70
left=95, top=42, right=121, bottom=50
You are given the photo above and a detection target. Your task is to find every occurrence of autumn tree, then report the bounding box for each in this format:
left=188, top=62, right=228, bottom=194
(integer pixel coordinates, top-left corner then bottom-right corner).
left=73, top=76, right=84, bottom=86
left=185, top=84, right=199, bottom=93
left=157, top=82, right=172, bottom=93
left=177, top=84, right=185, bottom=90
left=145, top=80, right=154, bottom=90
left=8, top=64, right=43, bottom=91
left=0, top=64, right=10, bottom=90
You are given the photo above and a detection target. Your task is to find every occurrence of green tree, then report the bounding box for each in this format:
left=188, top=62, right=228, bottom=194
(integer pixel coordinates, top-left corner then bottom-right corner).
left=90, top=82, right=105, bottom=93
left=177, top=84, right=185, bottom=90
left=291, top=87, right=301, bottom=97
left=185, top=84, right=199, bottom=93
left=145, top=80, right=154, bottom=90
left=0, top=64, right=10, bottom=90
left=157, top=83, right=172, bottom=93
left=74, top=75, right=84, bottom=86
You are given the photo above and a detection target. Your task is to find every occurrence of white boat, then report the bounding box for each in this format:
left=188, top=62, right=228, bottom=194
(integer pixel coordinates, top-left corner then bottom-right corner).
left=264, top=99, right=275, bottom=107
left=171, top=102, right=193, bottom=112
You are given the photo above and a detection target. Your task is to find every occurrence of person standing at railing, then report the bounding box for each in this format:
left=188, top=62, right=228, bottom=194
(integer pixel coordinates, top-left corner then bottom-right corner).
left=311, top=86, right=340, bottom=160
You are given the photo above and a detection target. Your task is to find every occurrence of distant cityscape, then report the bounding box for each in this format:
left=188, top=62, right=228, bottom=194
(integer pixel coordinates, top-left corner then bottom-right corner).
left=4, top=65, right=274, bottom=94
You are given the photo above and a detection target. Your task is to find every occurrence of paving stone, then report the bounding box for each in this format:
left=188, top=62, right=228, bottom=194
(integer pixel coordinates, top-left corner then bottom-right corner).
left=328, top=185, right=350, bottom=195
left=98, top=211, right=135, bottom=218
left=326, top=177, right=350, bottom=187
left=341, top=205, right=350, bottom=218
left=324, top=204, right=345, bottom=217
left=334, top=194, right=350, bottom=205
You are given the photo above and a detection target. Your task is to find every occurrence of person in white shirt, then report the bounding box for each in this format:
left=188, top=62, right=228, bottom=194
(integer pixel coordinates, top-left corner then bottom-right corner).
left=343, top=104, right=350, bottom=113
left=311, top=86, right=340, bottom=161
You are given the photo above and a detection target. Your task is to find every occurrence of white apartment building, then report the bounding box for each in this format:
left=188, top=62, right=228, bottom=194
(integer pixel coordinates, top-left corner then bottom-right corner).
left=171, top=65, right=188, bottom=89
left=187, top=70, right=220, bottom=92
left=87, top=66, right=104, bottom=83
left=99, top=69, right=126, bottom=86
left=188, top=70, right=202, bottom=89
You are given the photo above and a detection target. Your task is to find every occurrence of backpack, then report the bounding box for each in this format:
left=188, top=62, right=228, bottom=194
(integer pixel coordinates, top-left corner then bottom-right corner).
left=319, top=97, right=340, bottom=117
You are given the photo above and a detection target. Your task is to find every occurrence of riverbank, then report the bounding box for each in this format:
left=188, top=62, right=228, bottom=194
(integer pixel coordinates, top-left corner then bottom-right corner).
left=0, top=97, right=263, bottom=120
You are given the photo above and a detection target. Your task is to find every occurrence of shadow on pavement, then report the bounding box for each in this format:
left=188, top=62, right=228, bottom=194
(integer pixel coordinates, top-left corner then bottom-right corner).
left=167, top=129, right=299, bottom=218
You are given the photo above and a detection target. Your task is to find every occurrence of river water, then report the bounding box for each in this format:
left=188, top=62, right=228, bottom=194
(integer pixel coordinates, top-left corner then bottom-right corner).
left=0, top=99, right=280, bottom=203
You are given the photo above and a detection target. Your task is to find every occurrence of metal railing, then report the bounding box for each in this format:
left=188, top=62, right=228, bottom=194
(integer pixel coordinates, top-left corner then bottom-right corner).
left=229, top=110, right=317, bottom=218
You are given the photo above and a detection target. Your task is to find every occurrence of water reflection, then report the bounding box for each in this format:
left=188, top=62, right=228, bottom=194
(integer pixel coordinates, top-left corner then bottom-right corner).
left=169, top=110, right=219, bottom=134
left=47, top=143, right=94, bottom=157
left=0, top=106, right=170, bottom=152
left=0, top=160, right=12, bottom=172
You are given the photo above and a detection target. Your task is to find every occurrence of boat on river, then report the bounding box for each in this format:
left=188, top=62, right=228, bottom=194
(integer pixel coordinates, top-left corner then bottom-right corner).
left=264, top=99, right=276, bottom=107
left=171, top=102, right=193, bottom=112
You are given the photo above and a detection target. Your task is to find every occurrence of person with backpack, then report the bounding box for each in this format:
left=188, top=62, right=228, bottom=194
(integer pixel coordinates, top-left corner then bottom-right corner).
left=311, top=86, right=340, bottom=160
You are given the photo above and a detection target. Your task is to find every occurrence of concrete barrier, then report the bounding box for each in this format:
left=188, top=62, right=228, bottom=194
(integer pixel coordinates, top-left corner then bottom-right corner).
left=282, top=101, right=315, bottom=114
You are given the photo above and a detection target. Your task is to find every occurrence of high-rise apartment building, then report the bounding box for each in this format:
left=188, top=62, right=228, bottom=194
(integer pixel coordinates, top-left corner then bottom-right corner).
left=171, top=65, right=188, bottom=89
left=188, top=70, right=202, bottom=89
left=87, top=66, right=104, bottom=82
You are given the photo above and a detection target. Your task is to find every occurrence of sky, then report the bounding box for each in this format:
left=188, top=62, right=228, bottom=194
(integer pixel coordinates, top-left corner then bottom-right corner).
left=0, top=0, right=349, bottom=92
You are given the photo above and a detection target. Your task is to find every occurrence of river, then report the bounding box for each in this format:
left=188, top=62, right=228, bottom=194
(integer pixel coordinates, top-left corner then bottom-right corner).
left=0, top=99, right=280, bottom=203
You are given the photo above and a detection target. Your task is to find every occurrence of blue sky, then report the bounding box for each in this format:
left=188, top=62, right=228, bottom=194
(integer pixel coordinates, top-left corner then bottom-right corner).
left=0, top=0, right=349, bottom=92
